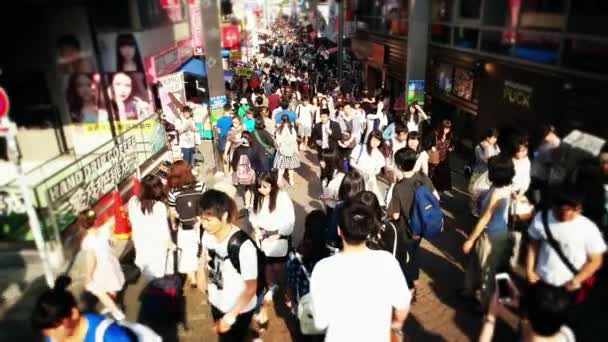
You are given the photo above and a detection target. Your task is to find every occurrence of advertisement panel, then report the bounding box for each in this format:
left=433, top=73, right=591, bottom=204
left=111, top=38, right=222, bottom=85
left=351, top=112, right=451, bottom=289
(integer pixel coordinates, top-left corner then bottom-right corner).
left=222, top=25, right=241, bottom=50
left=407, top=80, right=426, bottom=105
left=158, top=72, right=187, bottom=123
left=453, top=68, right=474, bottom=101
left=189, top=0, right=204, bottom=55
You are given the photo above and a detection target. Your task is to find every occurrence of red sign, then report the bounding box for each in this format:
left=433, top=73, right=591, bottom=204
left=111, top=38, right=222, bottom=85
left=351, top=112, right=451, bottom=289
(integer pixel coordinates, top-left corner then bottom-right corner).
left=222, top=25, right=240, bottom=50
left=0, top=87, right=9, bottom=119
left=189, top=0, right=204, bottom=55
left=160, top=0, right=184, bottom=23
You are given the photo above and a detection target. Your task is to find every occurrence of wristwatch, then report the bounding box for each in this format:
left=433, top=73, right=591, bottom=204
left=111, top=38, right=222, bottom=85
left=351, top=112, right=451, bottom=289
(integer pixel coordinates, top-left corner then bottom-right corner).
left=222, top=313, right=237, bottom=326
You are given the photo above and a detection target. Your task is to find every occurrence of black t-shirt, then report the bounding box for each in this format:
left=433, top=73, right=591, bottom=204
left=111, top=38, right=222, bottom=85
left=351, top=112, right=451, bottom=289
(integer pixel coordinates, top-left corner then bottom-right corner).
left=388, top=172, right=435, bottom=223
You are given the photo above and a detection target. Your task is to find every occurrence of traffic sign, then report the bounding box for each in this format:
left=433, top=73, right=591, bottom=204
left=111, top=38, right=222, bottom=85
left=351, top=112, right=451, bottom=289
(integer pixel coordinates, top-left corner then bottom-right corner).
left=0, top=87, right=9, bottom=119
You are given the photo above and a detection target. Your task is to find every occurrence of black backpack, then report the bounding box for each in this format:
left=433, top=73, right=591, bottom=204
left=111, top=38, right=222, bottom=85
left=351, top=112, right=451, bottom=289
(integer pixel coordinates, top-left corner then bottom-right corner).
left=227, top=230, right=266, bottom=295
left=174, top=186, right=205, bottom=229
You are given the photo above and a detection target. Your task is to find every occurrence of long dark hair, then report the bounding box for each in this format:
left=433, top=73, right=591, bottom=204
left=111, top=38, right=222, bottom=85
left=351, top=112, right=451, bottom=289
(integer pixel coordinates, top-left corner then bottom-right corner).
left=406, top=131, right=422, bottom=153
left=338, top=170, right=366, bottom=201
left=299, top=210, right=331, bottom=263
left=116, top=33, right=144, bottom=72
left=320, top=148, right=345, bottom=185
left=254, top=172, right=280, bottom=213
left=31, top=276, right=77, bottom=332
left=366, top=129, right=385, bottom=156
left=405, top=103, right=420, bottom=123
left=65, top=73, right=100, bottom=122
left=139, top=174, right=164, bottom=214
left=435, top=119, right=453, bottom=141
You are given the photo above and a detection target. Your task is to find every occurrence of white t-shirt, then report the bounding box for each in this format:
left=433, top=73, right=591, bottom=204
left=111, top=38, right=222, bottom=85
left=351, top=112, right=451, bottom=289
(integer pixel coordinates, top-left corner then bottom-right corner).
left=512, top=157, right=531, bottom=194
left=528, top=212, right=607, bottom=286
left=296, top=104, right=313, bottom=127
left=310, top=249, right=410, bottom=342
left=321, top=172, right=346, bottom=209
left=201, top=228, right=258, bottom=313
left=249, top=191, right=295, bottom=257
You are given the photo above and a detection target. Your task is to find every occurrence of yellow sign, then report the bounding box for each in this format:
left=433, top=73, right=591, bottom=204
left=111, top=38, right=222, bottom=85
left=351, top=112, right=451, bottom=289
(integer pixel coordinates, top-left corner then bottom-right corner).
left=235, top=66, right=254, bottom=77
left=229, top=51, right=241, bottom=61
left=77, top=120, right=156, bottom=135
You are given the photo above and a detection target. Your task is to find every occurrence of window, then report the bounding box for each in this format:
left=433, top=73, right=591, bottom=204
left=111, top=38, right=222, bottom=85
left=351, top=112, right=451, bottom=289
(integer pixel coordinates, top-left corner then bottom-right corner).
left=568, top=0, right=608, bottom=36
left=458, top=0, right=481, bottom=19
left=519, top=0, right=565, bottom=32
left=431, top=0, right=452, bottom=22
left=482, top=0, right=511, bottom=27
left=138, top=0, right=186, bottom=28
left=454, top=27, right=479, bottom=49
left=562, top=39, right=608, bottom=74
left=92, top=0, right=131, bottom=29
left=431, top=24, right=452, bottom=44
left=514, top=31, right=559, bottom=64
left=435, top=62, right=454, bottom=93
left=356, top=0, right=408, bottom=37
left=481, top=30, right=513, bottom=56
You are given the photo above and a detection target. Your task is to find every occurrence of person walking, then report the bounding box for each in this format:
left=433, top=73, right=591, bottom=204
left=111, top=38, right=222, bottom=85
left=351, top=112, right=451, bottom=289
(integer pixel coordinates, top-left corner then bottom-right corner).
left=274, top=114, right=301, bottom=186
left=167, top=160, right=207, bottom=289
left=224, top=116, right=246, bottom=175
left=197, top=190, right=260, bottom=341
left=128, top=174, right=174, bottom=280
left=348, top=130, right=387, bottom=205
left=296, top=97, right=313, bottom=150
left=462, top=155, right=515, bottom=310
left=427, top=119, right=455, bottom=195
left=319, top=148, right=347, bottom=217
left=310, top=202, right=411, bottom=342
left=252, top=117, right=277, bottom=173
left=78, top=210, right=126, bottom=321
left=231, top=132, right=260, bottom=210
left=177, top=106, right=198, bottom=166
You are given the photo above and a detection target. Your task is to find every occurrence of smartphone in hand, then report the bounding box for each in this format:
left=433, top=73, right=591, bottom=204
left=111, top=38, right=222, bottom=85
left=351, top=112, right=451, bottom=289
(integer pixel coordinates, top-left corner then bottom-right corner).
left=495, top=273, right=512, bottom=303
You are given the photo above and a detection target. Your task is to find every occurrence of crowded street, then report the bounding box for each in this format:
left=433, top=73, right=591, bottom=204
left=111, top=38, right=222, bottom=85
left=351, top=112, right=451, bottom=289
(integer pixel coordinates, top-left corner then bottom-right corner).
left=1, top=1, right=608, bottom=342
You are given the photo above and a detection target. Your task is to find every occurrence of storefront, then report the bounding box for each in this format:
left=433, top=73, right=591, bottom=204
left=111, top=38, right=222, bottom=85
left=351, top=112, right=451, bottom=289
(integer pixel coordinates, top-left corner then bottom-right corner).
left=426, top=46, right=608, bottom=149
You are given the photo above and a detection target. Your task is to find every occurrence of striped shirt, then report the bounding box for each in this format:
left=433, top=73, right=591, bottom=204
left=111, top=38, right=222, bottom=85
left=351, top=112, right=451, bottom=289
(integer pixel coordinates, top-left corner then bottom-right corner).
left=167, top=182, right=207, bottom=208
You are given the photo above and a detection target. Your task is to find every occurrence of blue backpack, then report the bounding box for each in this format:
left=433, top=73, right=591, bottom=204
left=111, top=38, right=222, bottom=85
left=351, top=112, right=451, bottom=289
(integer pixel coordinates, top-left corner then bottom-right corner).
left=409, top=181, right=443, bottom=239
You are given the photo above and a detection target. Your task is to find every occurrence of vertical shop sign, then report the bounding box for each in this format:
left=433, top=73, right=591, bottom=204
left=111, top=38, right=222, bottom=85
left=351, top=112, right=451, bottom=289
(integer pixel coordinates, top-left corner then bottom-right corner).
left=189, top=0, right=205, bottom=55
left=158, top=72, right=187, bottom=123
left=222, top=25, right=241, bottom=50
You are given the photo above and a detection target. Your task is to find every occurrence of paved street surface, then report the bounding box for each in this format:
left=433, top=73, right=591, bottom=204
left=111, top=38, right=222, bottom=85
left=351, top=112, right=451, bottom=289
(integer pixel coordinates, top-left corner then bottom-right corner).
left=139, top=148, right=519, bottom=342
left=0, top=147, right=520, bottom=342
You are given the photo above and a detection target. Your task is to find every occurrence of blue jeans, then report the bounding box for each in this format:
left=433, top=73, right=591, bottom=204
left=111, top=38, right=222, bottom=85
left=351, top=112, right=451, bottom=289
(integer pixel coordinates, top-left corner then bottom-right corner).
left=181, top=147, right=195, bottom=166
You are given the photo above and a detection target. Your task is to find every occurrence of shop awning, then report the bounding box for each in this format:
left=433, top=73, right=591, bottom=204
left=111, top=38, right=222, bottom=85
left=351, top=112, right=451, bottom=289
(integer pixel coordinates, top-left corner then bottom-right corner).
left=180, top=58, right=207, bottom=78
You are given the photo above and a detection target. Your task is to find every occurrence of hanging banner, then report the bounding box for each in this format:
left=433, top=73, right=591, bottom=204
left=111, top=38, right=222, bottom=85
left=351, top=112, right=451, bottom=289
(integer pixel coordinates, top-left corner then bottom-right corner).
left=222, top=25, right=241, bottom=50
left=235, top=66, right=254, bottom=77
left=158, top=72, right=187, bottom=123
left=189, top=0, right=205, bottom=55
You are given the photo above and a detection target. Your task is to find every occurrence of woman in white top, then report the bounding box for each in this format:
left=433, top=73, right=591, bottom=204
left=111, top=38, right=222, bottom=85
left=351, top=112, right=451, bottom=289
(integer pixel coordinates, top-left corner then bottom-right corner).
left=177, top=106, right=198, bottom=166
left=250, top=172, right=295, bottom=300
left=79, top=210, right=126, bottom=321
left=319, top=148, right=347, bottom=210
left=311, top=96, right=320, bottom=125
left=509, top=135, right=532, bottom=196
left=365, top=100, right=388, bottom=142
left=273, top=114, right=301, bottom=186
left=473, top=129, right=501, bottom=175
left=387, top=125, right=409, bottom=182
left=296, top=97, right=313, bottom=150
left=406, top=131, right=429, bottom=175
left=349, top=130, right=388, bottom=206
left=128, top=174, right=174, bottom=280
left=404, top=102, right=429, bottom=133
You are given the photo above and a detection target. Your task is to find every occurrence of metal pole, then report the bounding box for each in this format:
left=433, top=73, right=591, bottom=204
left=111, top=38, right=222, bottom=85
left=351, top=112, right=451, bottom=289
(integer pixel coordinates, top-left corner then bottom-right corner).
left=5, top=120, right=56, bottom=287
left=337, top=0, right=344, bottom=83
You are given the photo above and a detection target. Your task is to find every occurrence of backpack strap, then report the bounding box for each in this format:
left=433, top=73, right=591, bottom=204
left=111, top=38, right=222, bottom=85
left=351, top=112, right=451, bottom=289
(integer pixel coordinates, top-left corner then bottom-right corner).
left=227, top=230, right=251, bottom=274
left=541, top=210, right=579, bottom=275
left=385, top=221, right=398, bottom=257
left=95, top=318, right=113, bottom=342
left=254, top=130, right=275, bottom=155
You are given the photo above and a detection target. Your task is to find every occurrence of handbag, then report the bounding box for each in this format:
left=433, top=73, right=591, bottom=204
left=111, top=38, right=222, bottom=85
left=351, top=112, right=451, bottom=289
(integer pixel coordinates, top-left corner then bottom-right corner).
left=428, top=149, right=440, bottom=165
left=254, top=130, right=276, bottom=156
left=296, top=258, right=325, bottom=335
left=541, top=210, right=596, bottom=304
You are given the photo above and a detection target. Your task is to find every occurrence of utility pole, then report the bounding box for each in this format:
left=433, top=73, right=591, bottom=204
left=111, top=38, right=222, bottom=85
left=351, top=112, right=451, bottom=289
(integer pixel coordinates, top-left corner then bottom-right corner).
left=337, top=0, right=344, bottom=83
left=200, top=0, right=227, bottom=171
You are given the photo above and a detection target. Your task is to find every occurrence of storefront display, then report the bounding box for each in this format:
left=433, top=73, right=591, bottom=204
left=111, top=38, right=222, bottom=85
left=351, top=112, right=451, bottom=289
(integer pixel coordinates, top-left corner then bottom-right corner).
left=453, top=68, right=474, bottom=101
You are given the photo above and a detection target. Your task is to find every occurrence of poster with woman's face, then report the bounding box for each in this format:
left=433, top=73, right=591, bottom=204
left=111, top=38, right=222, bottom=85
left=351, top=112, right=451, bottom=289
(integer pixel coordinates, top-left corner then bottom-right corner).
left=65, top=73, right=109, bottom=123
left=98, top=32, right=145, bottom=73
left=107, top=71, right=153, bottom=122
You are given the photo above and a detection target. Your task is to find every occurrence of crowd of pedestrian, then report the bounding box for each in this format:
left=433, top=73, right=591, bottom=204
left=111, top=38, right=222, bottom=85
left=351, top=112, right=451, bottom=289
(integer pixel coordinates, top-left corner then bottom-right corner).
left=30, top=15, right=608, bottom=342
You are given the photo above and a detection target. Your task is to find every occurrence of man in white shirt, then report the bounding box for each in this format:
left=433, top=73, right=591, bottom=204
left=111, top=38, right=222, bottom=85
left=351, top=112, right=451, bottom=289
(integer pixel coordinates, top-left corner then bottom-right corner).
left=527, top=186, right=606, bottom=291
left=310, top=202, right=411, bottom=342
left=197, top=190, right=259, bottom=341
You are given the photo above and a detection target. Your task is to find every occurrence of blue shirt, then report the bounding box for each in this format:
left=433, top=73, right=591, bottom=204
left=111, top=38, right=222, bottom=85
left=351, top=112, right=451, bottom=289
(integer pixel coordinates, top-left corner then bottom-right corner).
left=216, top=116, right=233, bottom=138
left=481, top=188, right=510, bottom=235
left=243, top=117, right=256, bottom=132
left=45, top=314, right=134, bottom=342
left=274, top=110, right=297, bottom=124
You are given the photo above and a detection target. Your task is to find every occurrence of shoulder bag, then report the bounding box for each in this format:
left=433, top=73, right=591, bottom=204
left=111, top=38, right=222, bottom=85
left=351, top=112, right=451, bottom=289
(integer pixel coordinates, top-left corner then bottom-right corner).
left=254, top=130, right=276, bottom=156
left=541, top=210, right=596, bottom=304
